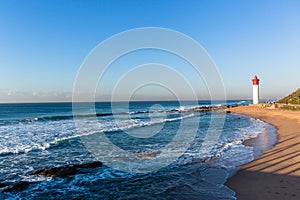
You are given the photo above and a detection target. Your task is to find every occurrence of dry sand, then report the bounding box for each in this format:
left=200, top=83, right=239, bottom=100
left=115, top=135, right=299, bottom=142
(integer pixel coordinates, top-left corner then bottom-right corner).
left=226, top=105, right=300, bottom=200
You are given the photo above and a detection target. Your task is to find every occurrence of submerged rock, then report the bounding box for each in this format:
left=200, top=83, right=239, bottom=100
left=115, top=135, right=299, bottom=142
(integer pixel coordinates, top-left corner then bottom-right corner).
left=2, top=181, right=31, bottom=193
left=135, top=150, right=161, bottom=158
left=30, top=161, right=102, bottom=178
left=30, top=166, right=81, bottom=177
left=73, top=161, right=102, bottom=169
left=0, top=183, right=8, bottom=188
left=1, top=162, right=103, bottom=193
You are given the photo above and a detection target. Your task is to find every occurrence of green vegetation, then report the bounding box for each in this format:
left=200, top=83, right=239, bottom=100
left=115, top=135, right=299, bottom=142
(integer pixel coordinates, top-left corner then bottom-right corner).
left=280, top=105, right=300, bottom=111
left=277, top=88, right=300, bottom=105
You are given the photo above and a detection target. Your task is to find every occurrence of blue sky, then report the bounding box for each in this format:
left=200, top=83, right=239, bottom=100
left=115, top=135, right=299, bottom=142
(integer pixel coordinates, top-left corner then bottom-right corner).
left=0, top=0, right=300, bottom=102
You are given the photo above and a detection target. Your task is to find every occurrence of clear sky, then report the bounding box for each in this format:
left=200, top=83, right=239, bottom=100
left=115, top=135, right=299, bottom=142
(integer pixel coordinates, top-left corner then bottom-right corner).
left=0, top=0, right=300, bottom=102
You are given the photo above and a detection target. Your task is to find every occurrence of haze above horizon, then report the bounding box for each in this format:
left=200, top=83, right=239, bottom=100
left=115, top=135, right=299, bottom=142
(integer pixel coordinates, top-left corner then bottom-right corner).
left=1, top=0, right=300, bottom=103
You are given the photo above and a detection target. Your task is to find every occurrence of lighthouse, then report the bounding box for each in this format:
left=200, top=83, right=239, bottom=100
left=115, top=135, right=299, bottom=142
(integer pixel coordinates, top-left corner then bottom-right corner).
left=252, top=75, right=260, bottom=104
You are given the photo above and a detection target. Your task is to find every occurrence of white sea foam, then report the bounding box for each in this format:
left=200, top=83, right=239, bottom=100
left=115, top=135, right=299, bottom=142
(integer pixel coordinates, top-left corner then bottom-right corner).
left=0, top=111, right=195, bottom=155
left=177, top=115, right=273, bottom=168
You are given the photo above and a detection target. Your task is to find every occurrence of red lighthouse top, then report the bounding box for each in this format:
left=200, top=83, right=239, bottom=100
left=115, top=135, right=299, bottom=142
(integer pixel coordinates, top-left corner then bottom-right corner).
left=252, top=75, right=259, bottom=85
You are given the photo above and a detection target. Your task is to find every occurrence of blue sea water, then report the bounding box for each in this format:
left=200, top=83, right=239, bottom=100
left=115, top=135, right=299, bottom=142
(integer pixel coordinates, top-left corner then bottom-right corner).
left=0, top=100, right=276, bottom=199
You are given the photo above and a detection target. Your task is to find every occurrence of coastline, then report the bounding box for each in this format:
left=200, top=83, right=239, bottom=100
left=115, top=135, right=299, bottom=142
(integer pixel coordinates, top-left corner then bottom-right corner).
left=225, top=105, right=300, bottom=200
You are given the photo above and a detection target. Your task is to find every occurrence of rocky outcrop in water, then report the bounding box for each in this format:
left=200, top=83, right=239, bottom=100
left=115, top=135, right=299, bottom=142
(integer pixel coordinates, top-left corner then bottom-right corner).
left=30, top=165, right=81, bottom=177
left=135, top=150, right=161, bottom=158
left=1, top=161, right=103, bottom=193
left=0, top=183, right=8, bottom=188
left=170, top=105, right=237, bottom=114
left=2, top=181, right=31, bottom=193
left=30, top=161, right=102, bottom=178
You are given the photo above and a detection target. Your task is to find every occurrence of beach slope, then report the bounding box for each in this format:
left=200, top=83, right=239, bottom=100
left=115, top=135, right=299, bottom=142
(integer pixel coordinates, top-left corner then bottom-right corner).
left=226, top=105, right=300, bottom=200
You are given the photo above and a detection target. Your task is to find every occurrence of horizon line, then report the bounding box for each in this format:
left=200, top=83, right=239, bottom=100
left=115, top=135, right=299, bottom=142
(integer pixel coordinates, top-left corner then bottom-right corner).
left=0, top=98, right=263, bottom=104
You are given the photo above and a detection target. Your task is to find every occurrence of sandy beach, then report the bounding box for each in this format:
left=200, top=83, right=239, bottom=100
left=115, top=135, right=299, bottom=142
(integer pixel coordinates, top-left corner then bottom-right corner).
left=226, top=105, right=300, bottom=200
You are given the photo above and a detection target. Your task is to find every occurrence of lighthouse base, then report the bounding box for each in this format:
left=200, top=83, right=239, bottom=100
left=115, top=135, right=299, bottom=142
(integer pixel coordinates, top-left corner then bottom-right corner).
left=253, top=85, right=259, bottom=104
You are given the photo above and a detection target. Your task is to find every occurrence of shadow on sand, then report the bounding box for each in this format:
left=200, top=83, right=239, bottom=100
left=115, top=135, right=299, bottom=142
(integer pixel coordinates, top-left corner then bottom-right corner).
left=226, top=131, right=300, bottom=200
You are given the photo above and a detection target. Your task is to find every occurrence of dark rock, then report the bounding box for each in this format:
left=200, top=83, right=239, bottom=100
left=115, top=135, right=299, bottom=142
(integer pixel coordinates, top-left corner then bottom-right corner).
left=0, top=183, right=8, bottom=188
left=2, top=181, right=30, bottom=193
left=30, top=161, right=102, bottom=178
left=74, top=161, right=102, bottom=169
left=230, top=105, right=238, bottom=108
left=31, top=166, right=82, bottom=177
left=135, top=150, right=161, bottom=158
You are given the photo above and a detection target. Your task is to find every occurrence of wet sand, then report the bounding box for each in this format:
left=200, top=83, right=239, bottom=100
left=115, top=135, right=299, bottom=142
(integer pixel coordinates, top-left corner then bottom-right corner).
left=226, top=105, right=300, bottom=200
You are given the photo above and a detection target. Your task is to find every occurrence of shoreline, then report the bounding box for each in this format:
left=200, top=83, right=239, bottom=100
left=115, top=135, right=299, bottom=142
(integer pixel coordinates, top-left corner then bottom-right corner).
left=225, top=105, right=300, bottom=200
left=242, top=118, right=277, bottom=159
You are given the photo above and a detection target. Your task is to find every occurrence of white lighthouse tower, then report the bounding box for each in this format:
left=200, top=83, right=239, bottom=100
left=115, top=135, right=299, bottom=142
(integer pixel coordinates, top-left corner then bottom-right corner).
left=252, top=75, right=260, bottom=104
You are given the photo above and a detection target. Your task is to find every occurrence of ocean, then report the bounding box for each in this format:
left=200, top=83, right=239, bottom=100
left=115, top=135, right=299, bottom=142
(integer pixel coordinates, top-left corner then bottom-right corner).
left=0, top=100, right=276, bottom=199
